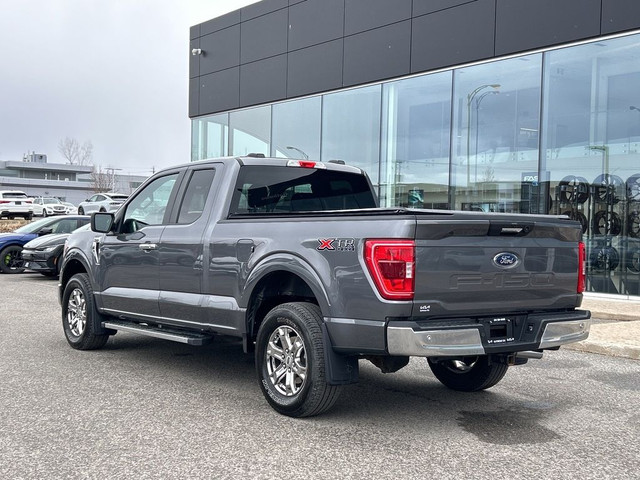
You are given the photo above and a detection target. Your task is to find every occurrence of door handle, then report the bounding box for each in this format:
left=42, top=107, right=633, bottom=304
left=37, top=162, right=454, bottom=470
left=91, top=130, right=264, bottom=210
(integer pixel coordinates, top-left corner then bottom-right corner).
left=139, top=243, right=157, bottom=252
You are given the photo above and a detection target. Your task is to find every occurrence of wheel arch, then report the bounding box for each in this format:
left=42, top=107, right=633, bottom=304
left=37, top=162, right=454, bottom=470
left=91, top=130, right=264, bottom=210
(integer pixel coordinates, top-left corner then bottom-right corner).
left=59, top=254, right=91, bottom=302
left=243, top=258, right=330, bottom=343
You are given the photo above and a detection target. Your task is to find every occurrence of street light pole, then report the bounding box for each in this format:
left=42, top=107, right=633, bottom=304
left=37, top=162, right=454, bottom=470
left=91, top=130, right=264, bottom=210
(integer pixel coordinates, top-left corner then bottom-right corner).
left=466, top=84, right=500, bottom=188
left=286, top=146, right=309, bottom=160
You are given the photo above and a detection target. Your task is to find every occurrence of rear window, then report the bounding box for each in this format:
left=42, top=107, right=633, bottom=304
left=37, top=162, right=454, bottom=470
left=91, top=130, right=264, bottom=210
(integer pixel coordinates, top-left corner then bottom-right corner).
left=2, top=192, right=28, bottom=199
left=229, top=166, right=376, bottom=216
left=109, top=194, right=128, bottom=201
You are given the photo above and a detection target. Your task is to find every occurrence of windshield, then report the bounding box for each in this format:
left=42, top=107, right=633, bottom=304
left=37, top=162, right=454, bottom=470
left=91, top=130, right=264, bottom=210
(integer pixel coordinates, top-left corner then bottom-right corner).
left=109, top=194, right=128, bottom=201
left=2, top=192, right=28, bottom=199
left=14, top=217, right=59, bottom=234
left=43, top=198, right=62, bottom=204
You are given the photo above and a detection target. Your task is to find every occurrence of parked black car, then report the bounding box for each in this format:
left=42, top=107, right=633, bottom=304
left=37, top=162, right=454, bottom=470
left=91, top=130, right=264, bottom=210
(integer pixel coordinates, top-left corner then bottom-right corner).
left=22, top=224, right=91, bottom=277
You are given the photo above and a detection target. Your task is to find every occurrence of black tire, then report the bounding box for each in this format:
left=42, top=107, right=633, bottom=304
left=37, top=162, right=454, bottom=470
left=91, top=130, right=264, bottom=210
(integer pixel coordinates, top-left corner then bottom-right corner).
left=558, top=175, right=589, bottom=204
left=24, top=213, right=33, bottom=220
left=78, top=207, right=84, bottom=215
left=589, top=246, right=620, bottom=272
left=629, top=211, right=640, bottom=238
left=593, top=174, right=624, bottom=204
left=61, top=273, right=109, bottom=350
left=0, top=245, right=25, bottom=274
left=626, top=173, right=640, bottom=202
left=428, top=356, right=508, bottom=392
left=627, top=248, right=640, bottom=274
left=256, top=302, right=341, bottom=417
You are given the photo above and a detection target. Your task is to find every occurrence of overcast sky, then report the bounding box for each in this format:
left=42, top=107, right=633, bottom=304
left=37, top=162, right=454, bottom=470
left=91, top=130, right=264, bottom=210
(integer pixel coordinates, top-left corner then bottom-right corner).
left=0, top=0, right=258, bottom=176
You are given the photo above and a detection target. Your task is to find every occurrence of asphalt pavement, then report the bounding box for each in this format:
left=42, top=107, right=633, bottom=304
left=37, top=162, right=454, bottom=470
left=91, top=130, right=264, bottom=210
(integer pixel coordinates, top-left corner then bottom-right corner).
left=570, top=294, right=640, bottom=360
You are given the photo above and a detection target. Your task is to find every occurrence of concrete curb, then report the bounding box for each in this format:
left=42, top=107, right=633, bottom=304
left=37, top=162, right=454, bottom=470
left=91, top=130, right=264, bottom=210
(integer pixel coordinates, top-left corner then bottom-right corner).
left=565, top=320, right=640, bottom=361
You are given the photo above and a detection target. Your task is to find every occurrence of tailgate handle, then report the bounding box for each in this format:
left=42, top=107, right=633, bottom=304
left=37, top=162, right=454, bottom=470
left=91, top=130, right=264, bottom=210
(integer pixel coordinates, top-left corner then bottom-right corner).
left=488, top=222, right=533, bottom=236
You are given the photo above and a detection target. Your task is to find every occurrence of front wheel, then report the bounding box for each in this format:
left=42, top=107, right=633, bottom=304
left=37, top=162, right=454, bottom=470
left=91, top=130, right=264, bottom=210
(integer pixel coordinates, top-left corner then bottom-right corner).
left=62, top=273, right=109, bottom=350
left=78, top=207, right=84, bottom=215
left=256, top=302, right=341, bottom=417
left=427, top=356, right=508, bottom=392
left=0, top=245, right=25, bottom=274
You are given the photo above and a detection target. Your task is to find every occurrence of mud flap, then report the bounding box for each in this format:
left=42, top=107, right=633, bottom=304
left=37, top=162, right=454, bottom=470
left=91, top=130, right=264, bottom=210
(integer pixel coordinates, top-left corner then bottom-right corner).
left=322, top=323, right=359, bottom=385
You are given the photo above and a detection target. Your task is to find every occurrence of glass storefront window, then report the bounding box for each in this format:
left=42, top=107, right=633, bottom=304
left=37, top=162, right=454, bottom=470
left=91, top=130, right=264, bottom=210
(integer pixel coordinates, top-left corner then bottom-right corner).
left=321, top=85, right=381, bottom=184
left=271, top=97, right=321, bottom=160
left=542, top=35, right=640, bottom=295
left=381, top=71, right=452, bottom=208
left=191, top=113, right=228, bottom=161
left=451, top=54, right=542, bottom=214
left=230, top=106, right=271, bottom=157
left=189, top=32, right=640, bottom=297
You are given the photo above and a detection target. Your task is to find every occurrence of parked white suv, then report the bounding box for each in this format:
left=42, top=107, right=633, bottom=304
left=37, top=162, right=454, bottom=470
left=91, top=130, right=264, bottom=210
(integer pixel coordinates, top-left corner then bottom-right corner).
left=0, top=190, right=33, bottom=220
left=77, top=192, right=128, bottom=215
left=32, top=197, right=68, bottom=217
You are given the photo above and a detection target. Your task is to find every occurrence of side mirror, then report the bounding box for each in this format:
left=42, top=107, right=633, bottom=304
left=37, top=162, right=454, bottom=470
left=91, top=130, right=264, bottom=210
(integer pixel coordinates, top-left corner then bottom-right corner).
left=92, top=212, right=115, bottom=233
left=38, top=227, right=53, bottom=236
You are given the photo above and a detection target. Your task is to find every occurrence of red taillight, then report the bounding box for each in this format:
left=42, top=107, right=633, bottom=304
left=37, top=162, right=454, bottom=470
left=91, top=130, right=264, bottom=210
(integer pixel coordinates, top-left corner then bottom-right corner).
left=577, top=241, right=586, bottom=293
left=0, top=200, right=9, bottom=204
left=365, top=240, right=415, bottom=300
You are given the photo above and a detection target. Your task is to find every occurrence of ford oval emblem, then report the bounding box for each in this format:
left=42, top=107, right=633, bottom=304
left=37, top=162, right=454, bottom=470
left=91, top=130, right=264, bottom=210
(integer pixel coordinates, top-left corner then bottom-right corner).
left=493, top=252, right=519, bottom=268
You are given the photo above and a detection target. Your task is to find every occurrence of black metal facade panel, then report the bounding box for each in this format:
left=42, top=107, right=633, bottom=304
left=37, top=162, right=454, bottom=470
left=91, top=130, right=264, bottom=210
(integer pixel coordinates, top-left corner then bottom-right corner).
left=240, top=9, right=289, bottom=64
left=198, top=68, right=240, bottom=114
left=343, top=20, right=411, bottom=87
left=288, top=0, right=345, bottom=51
left=413, top=0, right=478, bottom=17
left=199, top=25, right=241, bottom=76
left=495, top=0, right=602, bottom=56
left=602, top=0, right=640, bottom=34
left=189, top=38, right=200, bottom=79
left=189, top=78, right=199, bottom=117
left=411, top=0, right=495, bottom=73
left=190, top=25, right=200, bottom=40
left=287, top=39, right=344, bottom=98
left=200, top=10, right=241, bottom=36
left=344, top=0, right=412, bottom=36
left=241, top=0, right=288, bottom=21
left=190, top=0, right=640, bottom=117
left=240, top=54, right=288, bottom=107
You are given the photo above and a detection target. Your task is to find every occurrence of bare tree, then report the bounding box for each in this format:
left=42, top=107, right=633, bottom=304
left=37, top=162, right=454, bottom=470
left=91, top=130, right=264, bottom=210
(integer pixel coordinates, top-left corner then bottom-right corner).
left=58, top=137, right=93, bottom=165
left=90, top=165, right=112, bottom=193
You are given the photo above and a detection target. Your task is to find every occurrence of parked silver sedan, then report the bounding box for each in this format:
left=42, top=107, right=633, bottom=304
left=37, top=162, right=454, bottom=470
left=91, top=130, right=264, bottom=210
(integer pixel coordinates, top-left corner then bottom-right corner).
left=77, top=193, right=128, bottom=215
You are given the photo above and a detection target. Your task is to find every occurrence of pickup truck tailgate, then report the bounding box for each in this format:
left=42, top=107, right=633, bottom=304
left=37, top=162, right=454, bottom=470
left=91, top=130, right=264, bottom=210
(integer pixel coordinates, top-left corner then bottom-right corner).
left=412, top=214, right=583, bottom=318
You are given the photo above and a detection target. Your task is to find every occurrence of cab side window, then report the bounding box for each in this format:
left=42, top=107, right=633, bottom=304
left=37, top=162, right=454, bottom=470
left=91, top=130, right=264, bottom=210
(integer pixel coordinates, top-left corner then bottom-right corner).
left=122, top=173, right=179, bottom=231
left=177, top=169, right=215, bottom=224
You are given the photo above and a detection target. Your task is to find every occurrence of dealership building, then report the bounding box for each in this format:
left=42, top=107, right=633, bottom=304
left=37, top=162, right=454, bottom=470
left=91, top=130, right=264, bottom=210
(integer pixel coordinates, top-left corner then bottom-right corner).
left=189, top=0, right=640, bottom=298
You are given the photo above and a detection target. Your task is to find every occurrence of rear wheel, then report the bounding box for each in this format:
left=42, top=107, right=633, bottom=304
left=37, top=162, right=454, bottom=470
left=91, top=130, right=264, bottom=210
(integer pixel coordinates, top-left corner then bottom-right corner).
left=428, top=355, right=508, bottom=392
left=0, top=245, right=25, bottom=274
left=62, top=273, right=109, bottom=350
left=256, top=302, right=341, bottom=417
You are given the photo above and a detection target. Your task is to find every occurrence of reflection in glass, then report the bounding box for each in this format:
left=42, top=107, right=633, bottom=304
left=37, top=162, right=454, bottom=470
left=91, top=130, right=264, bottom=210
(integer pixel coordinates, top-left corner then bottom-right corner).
left=272, top=97, right=321, bottom=159
left=322, top=85, right=381, bottom=184
left=230, top=106, right=271, bottom=156
left=191, top=113, right=228, bottom=161
left=451, top=54, right=542, bottom=214
left=381, top=71, right=452, bottom=208
left=542, top=35, right=640, bottom=295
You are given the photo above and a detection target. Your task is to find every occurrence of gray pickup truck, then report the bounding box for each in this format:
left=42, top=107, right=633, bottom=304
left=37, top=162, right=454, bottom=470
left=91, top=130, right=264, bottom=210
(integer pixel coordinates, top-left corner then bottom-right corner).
left=59, top=156, right=590, bottom=417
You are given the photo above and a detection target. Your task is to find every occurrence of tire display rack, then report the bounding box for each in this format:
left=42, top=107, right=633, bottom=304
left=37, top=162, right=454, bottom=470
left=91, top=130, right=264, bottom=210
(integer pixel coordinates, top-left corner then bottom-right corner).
left=554, top=173, right=640, bottom=295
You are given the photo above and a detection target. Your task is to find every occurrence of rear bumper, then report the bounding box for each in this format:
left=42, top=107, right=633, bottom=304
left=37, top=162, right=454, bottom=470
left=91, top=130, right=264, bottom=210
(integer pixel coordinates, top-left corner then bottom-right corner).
left=387, top=310, right=591, bottom=357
